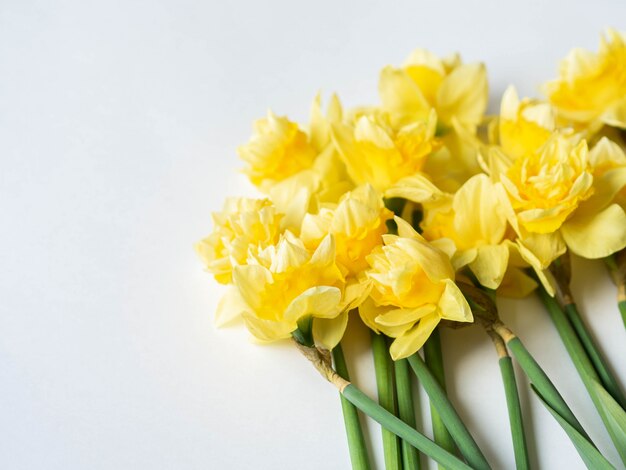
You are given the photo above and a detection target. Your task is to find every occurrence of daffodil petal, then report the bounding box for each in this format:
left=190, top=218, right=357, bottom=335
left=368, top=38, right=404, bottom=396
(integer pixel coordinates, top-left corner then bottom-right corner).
left=359, top=297, right=384, bottom=334
left=232, top=264, right=273, bottom=310
left=313, top=311, right=349, bottom=350
left=576, top=166, right=626, bottom=218
left=604, top=96, right=626, bottom=128
left=500, top=86, right=521, bottom=121
left=453, top=174, right=507, bottom=245
left=437, top=63, right=488, bottom=129
left=394, top=237, right=455, bottom=283
left=562, top=203, right=626, bottom=259
left=497, top=268, right=538, bottom=298
left=310, top=234, right=336, bottom=265
left=516, top=239, right=558, bottom=296
left=438, top=279, right=473, bottom=322
left=341, top=279, right=372, bottom=312
left=379, top=65, right=430, bottom=118
left=214, top=287, right=248, bottom=327
left=469, top=244, right=509, bottom=289
left=517, top=233, right=566, bottom=269
left=389, top=313, right=441, bottom=360
left=242, top=312, right=295, bottom=343
left=589, top=136, right=626, bottom=167
left=284, top=286, right=342, bottom=322
left=431, top=238, right=458, bottom=261
left=385, top=173, right=450, bottom=205
left=375, top=304, right=437, bottom=327
left=394, top=215, right=421, bottom=239
left=451, top=248, right=477, bottom=271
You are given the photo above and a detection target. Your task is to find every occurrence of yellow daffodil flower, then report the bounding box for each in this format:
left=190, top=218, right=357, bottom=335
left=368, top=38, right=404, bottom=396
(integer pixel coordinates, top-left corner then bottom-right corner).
left=379, top=49, right=488, bottom=132
left=489, top=133, right=626, bottom=293
left=421, top=174, right=519, bottom=290
left=300, top=184, right=393, bottom=276
left=332, top=109, right=441, bottom=192
left=238, top=111, right=317, bottom=191
left=230, top=232, right=363, bottom=349
left=195, top=198, right=283, bottom=284
left=496, top=86, right=555, bottom=158
left=378, top=49, right=488, bottom=188
left=386, top=173, right=537, bottom=295
left=544, top=29, right=626, bottom=131
left=360, top=217, right=473, bottom=360
left=262, top=96, right=355, bottom=222
left=567, top=137, right=626, bottom=251
left=494, top=134, right=594, bottom=235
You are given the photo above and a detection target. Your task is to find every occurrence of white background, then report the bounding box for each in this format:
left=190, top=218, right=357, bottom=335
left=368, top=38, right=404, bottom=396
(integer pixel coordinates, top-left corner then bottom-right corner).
left=2, top=1, right=626, bottom=469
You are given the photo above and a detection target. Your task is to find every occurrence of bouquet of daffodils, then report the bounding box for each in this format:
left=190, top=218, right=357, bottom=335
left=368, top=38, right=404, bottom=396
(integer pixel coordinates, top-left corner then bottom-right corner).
left=196, top=30, right=626, bottom=469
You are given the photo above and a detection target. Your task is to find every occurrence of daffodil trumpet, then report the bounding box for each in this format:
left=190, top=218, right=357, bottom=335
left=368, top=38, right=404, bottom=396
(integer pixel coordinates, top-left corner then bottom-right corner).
left=486, top=330, right=529, bottom=470
left=332, top=343, right=372, bottom=470
left=538, top=287, right=626, bottom=467
left=549, top=255, right=626, bottom=410
left=294, top=340, right=473, bottom=470
left=423, top=328, right=457, bottom=464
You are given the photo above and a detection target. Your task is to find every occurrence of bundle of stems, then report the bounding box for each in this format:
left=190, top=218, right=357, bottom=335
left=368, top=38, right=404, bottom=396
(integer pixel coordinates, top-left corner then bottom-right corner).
left=538, top=285, right=626, bottom=467
left=548, top=255, right=626, bottom=410
left=294, top=339, right=473, bottom=470
left=294, top=270, right=626, bottom=469
left=463, top=281, right=617, bottom=468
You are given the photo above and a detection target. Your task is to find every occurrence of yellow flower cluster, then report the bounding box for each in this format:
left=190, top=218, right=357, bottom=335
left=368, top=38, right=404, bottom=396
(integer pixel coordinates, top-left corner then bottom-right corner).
left=197, top=30, right=626, bottom=355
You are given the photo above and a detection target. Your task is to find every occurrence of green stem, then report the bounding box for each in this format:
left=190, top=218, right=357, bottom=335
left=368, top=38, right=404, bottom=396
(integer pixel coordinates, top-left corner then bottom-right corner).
left=295, top=341, right=471, bottom=470
left=372, top=332, right=402, bottom=470
left=538, top=289, right=626, bottom=465
left=333, top=344, right=371, bottom=470
left=619, top=301, right=626, bottom=330
left=498, top=355, right=530, bottom=470
left=293, top=317, right=314, bottom=347
left=394, top=358, right=421, bottom=470
left=494, top=323, right=590, bottom=441
left=424, top=328, right=457, bottom=466
left=407, top=354, right=491, bottom=470
left=342, top=384, right=472, bottom=470
left=563, top=302, right=626, bottom=409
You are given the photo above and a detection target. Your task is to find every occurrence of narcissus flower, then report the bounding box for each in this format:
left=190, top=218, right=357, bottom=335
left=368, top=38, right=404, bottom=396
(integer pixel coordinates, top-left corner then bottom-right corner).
left=544, top=29, right=626, bottom=131
left=359, top=218, right=473, bottom=359
left=387, top=173, right=537, bottom=295
left=379, top=49, right=488, bottom=132
left=238, top=111, right=317, bottom=190
left=263, top=96, right=355, bottom=222
left=300, top=184, right=393, bottom=276
left=422, top=174, right=537, bottom=294
left=493, top=134, right=594, bottom=236
left=332, top=109, right=441, bottom=192
left=378, top=49, right=488, bottom=188
left=489, top=133, right=626, bottom=292
left=495, top=86, right=555, bottom=159
left=230, top=233, right=363, bottom=349
left=195, top=198, right=283, bottom=284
